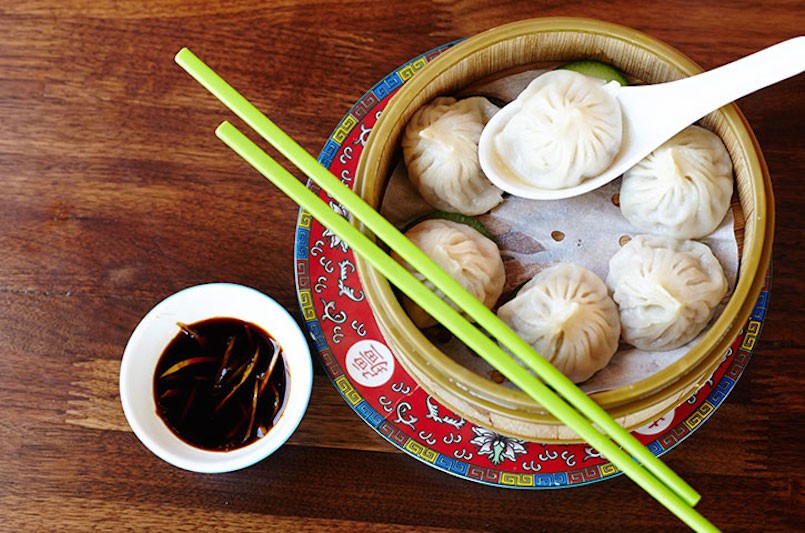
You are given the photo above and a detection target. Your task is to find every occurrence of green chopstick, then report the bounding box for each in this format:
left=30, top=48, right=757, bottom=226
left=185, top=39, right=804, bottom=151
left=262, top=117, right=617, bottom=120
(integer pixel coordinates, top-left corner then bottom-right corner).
left=175, top=47, right=716, bottom=531
left=173, top=46, right=699, bottom=504
left=213, top=121, right=716, bottom=532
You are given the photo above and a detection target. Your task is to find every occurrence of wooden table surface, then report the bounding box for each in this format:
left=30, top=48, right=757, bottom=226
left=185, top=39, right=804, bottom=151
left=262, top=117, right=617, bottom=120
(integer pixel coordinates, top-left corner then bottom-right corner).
left=1, top=1, right=802, bottom=531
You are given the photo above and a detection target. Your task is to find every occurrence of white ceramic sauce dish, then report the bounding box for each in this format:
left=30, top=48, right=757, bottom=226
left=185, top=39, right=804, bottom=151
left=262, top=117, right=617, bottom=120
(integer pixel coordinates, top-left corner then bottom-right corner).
left=119, top=283, right=312, bottom=473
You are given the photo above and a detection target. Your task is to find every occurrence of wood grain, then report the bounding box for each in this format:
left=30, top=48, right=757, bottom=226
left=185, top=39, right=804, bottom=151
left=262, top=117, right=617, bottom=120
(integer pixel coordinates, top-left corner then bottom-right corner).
left=0, top=1, right=802, bottom=531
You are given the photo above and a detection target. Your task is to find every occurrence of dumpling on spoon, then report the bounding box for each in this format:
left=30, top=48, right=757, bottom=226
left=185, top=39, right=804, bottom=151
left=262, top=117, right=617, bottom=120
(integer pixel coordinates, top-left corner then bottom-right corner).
left=482, top=70, right=623, bottom=190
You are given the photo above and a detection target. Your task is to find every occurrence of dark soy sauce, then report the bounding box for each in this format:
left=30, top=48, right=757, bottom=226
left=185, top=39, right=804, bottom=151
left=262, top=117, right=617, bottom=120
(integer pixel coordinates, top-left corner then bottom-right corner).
left=154, top=318, right=287, bottom=451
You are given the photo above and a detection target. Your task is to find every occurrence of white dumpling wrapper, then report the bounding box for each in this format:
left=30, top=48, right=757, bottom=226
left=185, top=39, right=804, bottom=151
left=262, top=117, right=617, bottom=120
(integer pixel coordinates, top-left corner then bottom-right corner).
left=394, top=218, right=505, bottom=328
left=402, top=96, right=503, bottom=216
left=497, top=263, right=621, bottom=384
left=491, top=70, right=623, bottom=190
left=620, top=125, right=734, bottom=240
left=606, top=235, right=728, bottom=351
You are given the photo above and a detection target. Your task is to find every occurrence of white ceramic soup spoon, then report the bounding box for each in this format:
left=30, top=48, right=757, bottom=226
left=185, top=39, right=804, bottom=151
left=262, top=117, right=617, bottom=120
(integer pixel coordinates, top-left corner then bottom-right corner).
left=479, top=36, right=804, bottom=200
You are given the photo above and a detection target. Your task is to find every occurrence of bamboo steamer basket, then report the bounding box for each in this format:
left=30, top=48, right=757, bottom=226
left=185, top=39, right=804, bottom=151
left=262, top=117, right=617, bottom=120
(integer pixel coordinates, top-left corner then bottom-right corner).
left=353, top=17, right=774, bottom=442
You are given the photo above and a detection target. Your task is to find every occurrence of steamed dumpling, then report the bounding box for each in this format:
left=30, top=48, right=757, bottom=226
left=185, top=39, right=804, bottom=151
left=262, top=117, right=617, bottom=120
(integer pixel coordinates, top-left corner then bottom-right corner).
left=394, top=218, right=505, bottom=328
left=606, top=235, right=728, bottom=351
left=497, top=263, right=620, bottom=383
left=620, top=125, right=734, bottom=240
left=402, top=96, right=503, bottom=216
left=488, top=70, right=623, bottom=190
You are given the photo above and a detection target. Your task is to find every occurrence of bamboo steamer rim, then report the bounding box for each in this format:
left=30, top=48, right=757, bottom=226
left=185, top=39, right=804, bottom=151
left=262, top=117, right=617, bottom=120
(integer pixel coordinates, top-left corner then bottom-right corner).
left=353, top=17, right=772, bottom=441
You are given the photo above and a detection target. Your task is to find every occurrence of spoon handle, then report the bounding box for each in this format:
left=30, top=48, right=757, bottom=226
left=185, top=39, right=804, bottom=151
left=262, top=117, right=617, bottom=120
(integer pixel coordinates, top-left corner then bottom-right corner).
left=616, top=36, right=804, bottom=176
left=659, top=36, right=804, bottom=124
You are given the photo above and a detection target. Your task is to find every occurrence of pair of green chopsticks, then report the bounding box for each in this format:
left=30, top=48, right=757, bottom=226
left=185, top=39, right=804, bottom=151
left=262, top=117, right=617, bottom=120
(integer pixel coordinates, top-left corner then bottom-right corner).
left=175, top=47, right=718, bottom=532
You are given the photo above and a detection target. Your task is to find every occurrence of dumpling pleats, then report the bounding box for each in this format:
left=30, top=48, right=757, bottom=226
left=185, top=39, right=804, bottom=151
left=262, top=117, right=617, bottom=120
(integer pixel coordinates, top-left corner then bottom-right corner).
left=620, top=125, right=734, bottom=240
left=497, top=263, right=620, bottom=383
left=606, top=235, right=728, bottom=351
left=402, top=96, right=503, bottom=216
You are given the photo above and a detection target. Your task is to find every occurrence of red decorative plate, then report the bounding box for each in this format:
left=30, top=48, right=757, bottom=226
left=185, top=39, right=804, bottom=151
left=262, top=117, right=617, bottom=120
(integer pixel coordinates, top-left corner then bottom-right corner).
left=293, top=44, right=770, bottom=488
